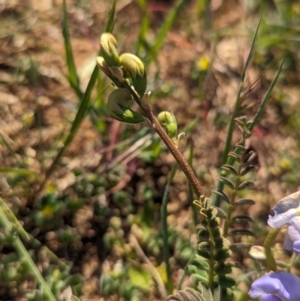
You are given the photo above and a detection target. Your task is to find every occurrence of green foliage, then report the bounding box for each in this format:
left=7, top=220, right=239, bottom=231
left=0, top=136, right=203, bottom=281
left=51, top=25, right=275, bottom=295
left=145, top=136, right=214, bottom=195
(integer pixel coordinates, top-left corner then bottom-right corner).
left=99, top=263, right=152, bottom=300
left=214, top=116, right=257, bottom=240
left=188, top=196, right=234, bottom=299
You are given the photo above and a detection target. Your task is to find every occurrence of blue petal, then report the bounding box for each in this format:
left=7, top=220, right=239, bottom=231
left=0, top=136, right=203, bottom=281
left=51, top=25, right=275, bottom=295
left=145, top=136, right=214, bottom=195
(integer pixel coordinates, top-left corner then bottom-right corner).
left=290, top=216, right=300, bottom=231
left=272, top=192, right=300, bottom=215
left=261, top=295, right=282, bottom=301
left=283, top=230, right=294, bottom=251
left=268, top=208, right=297, bottom=228
left=293, top=240, right=300, bottom=253
left=249, top=272, right=300, bottom=301
left=287, top=223, right=300, bottom=242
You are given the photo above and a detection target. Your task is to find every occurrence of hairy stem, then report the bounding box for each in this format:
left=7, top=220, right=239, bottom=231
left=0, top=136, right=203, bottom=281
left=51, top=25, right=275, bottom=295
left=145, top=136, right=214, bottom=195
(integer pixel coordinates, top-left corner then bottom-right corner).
left=146, top=108, right=204, bottom=198
left=125, top=83, right=204, bottom=199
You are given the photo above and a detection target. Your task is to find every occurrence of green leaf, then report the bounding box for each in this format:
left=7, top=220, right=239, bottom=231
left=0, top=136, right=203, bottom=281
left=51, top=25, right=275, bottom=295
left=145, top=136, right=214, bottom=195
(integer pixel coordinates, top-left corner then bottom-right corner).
left=229, top=243, right=252, bottom=252
left=235, top=198, right=255, bottom=206
left=38, top=1, right=118, bottom=195
left=214, top=237, right=227, bottom=250
left=241, top=18, right=261, bottom=81
left=227, top=152, right=242, bottom=163
left=242, top=150, right=255, bottom=163
left=198, top=241, right=211, bottom=249
left=211, top=190, right=230, bottom=204
left=216, top=20, right=261, bottom=208
left=215, top=249, right=231, bottom=261
left=219, top=177, right=235, bottom=190
left=238, top=180, right=255, bottom=190
left=197, top=227, right=209, bottom=239
left=197, top=249, right=211, bottom=260
left=234, top=143, right=246, bottom=152
left=230, top=215, right=253, bottom=224
left=247, top=58, right=285, bottom=133
left=105, top=0, right=117, bottom=32
left=147, top=0, right=186, bottom=65
left=240, top=165, right=256, bottom=176
left=62, top=0, right=82, bottom=99
left=0, top=168, right=41, bottom=179
left=229, top=229, right=255, bottom=237
left=221, top=164, right=238, bottom=175
left=213, top=40, right=283, bottom=209
left=128, top=266, right=152, bottom=291
left=215, top=207, right=227, bottom=219
left=190, top=256, right=210, bottom=271
left=192, top=272, right=209, bottom=286
left=161, top=164, right=177, bottom=293
left=214, top=264, right=232, bottom=275
left=215, top=275, right=236, bottom=288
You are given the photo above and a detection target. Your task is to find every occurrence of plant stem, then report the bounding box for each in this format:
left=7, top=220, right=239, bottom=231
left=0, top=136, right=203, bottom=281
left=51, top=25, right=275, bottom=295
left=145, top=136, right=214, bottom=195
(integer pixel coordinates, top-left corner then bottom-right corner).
left=125, top=83, right=204, bottom=199
left=146, top=108, right=204, bottom=198
left=264, top=228, right=280, bottom=272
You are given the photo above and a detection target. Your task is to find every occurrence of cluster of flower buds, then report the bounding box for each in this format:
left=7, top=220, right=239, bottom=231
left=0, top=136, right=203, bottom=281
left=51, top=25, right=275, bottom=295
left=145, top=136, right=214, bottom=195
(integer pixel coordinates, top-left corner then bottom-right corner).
left=96, top=33, right=147, bottom=124
left=157, top=111, right=185, bottom=148
left=158, top=111, right=178, bottom=146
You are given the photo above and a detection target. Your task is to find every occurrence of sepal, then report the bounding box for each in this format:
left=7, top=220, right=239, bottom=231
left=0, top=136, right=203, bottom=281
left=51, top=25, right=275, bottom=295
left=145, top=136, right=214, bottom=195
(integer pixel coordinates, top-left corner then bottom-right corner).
left=107, top=89, right=145, bottom=124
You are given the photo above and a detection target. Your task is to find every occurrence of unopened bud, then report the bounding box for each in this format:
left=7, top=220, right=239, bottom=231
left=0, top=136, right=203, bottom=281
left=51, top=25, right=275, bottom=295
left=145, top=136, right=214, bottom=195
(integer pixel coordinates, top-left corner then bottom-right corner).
left=120, top=53, right=147, bottom=97
left=158, top=111, right=178, bottom=145
left=107, top=89, right=145, bottom=124
left=97, top=56, right=125, bottom=88
left=100, top=33, right=120, bottom=67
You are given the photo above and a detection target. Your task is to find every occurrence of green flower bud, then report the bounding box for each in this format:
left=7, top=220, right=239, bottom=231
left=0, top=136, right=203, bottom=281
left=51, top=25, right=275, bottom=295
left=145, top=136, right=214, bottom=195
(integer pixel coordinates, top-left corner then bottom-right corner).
left=158, top=111, right=178, bottom=145
left=119, top=53, right=147, bottom=97
left=97, top=56, right=125, bottom=88
left=107, top=89, right=145, bottom=124
left=100, top=33, right=120, bottom=67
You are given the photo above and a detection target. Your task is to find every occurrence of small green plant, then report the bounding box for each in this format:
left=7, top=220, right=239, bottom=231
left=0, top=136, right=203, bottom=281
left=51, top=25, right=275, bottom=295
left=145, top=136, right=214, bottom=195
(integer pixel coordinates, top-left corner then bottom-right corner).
left=96, top=15, right=284, bottom=301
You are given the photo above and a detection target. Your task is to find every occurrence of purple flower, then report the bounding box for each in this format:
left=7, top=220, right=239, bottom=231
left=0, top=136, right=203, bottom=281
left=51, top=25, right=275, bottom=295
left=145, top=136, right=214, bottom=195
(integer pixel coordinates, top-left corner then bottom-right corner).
left=283, top=217, right=300, bottom=252
left=268, top=191, right=300, bottom=229
left=249, top=272, right=300, bottom=301
left=268, top=191, right=300, bottom=253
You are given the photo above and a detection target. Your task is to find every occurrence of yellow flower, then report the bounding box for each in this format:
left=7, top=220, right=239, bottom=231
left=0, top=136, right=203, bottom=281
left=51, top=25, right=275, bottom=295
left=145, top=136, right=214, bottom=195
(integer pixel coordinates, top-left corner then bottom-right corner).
left=197, top=55, right=210, bottom=71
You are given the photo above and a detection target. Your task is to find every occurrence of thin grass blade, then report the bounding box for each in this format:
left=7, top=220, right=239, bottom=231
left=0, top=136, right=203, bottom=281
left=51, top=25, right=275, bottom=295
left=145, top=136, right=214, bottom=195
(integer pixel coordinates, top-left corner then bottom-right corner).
left=146, top=0, right=186, bottom=66
left=212, top=20, right=261, bottom=207
left=219, top=20, right=261, bottom=170
left=0, top=168, right=41, bottom=179
left=212, top=58, right=284, bottom=207
left=37, top=1, right=118, bottom=197
left=241, top=18, right=261, bottom=81
left=161, top=164, right=177, bottom=294
left=248, top=58, right=285, bottom=131
left=136, top=0, right=150, bottom=56
left=62, top=0, right=82, bottom=99
left=105, top=0, right=117, bottom=32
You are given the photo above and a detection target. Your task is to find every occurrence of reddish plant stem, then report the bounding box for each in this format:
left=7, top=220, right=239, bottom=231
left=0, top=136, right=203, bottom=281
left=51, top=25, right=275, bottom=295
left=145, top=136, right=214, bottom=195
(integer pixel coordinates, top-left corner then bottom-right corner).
left=125, top=83, right=204, bottom=199
left=146, top=108, right=204, bottom=199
